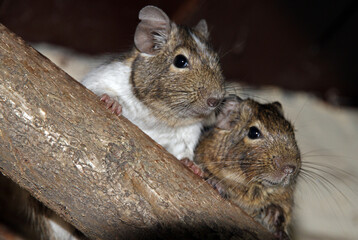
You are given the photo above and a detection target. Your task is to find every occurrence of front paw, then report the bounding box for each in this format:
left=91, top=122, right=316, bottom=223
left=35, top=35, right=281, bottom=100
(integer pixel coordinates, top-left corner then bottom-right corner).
left=206, top=178, right=228, bottom=198
left=261, top=204, right=289, bottom=240
left=180, top=158, right=204, bottom=178
left=100, top=94, right=122, bottom=116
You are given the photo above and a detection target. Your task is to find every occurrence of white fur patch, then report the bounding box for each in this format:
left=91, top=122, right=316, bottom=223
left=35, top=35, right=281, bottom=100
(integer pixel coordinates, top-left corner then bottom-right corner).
left=81, top=61, right=202, bottom=160
left=48, top=216, right=78, bottom=240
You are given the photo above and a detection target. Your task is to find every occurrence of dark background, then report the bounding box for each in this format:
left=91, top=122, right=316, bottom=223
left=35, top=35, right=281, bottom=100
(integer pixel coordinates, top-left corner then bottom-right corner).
left=1, top=0, right=357, bottom=107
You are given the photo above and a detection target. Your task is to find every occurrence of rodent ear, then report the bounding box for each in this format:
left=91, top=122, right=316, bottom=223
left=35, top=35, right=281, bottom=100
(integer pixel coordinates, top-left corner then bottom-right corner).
left=134, top=6, right=171, bottom=55
left=194, top=19, right=209, bottom=39
left=272, top=101, right=284, bottom=115
left=215, top=95, right=242, bottom=130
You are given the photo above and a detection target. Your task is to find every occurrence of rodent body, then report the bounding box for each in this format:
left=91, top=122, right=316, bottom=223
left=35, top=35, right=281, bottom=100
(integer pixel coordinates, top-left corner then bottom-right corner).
left=2, top=6, right=224, bottom=240
left=83, top=60, right=203, bottom=160
left=82, top=5, right=224, bottom=160
left=194, top=95, right=301, bottom=238
left=0, top=174, right=81, bottom=240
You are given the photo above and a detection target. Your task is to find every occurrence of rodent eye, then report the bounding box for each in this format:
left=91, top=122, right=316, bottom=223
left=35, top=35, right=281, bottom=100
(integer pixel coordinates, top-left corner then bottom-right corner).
left=248, top=126, right=261, bottom=139
left=173, top=54, right=189, bottom=68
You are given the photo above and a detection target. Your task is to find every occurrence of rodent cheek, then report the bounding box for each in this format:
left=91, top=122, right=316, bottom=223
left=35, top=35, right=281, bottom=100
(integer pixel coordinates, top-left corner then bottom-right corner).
left=169, top=63, right=190, bottom=72
left=227, top=147, right=252, bottom=173
left=220, top=168, right=248, bottom=185
left=243, top=136, right=261, bottom=145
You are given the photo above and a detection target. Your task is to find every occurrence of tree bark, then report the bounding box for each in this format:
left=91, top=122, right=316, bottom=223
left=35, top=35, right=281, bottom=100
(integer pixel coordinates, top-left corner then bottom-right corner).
left=0, top=23, right=274, bottom=240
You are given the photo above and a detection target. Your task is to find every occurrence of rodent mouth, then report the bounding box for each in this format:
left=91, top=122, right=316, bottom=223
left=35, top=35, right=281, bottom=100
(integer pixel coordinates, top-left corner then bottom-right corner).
left=261, top=179, right=280, bottom=187
left=261, top=176, right=291, bottom=187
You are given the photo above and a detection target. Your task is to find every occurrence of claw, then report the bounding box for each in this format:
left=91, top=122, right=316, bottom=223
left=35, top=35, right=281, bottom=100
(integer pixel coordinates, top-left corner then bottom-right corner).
left=180, top=158, right=204, bottom=178
left=100, top=94, right=123, bottom=116
left=100, top=93, right=110, bottom=102
left=261, top=204, right=289, bottom=240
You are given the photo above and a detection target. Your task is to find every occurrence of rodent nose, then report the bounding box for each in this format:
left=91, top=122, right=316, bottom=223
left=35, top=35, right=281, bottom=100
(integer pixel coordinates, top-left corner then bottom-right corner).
left=207, top=97, right=220, bottom=108
left=282, top=165, right=296, bottom=175
left=274, top=156, right=297, bottom=175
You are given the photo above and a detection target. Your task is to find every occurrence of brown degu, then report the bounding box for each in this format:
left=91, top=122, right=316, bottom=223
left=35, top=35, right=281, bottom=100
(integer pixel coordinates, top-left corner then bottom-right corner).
left=82, top=5, right=224, bottom=161
left=5, top=6, right=224, bottom=240
left=193, top=95, right=301, bottom=239
left=0, top=174, right=82, bottom=240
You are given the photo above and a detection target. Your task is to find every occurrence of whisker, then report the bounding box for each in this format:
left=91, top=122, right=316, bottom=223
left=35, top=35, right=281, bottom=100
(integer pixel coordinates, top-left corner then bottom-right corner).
left=303, top=161, right=358, bottom=183
left=300, top=168, right=352, bottom=205
left=298, top=171, right=330, bottom=205
left=297, top=169, right=352, bottom=232
left=302, top=153, right=354, bottom=161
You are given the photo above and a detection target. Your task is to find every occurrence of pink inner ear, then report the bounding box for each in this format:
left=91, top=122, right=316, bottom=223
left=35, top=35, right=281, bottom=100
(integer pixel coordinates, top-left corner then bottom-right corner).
left=134, top=22, right=155, bottom=54
left=195, top=19, right=209, bottom=38
left=138, top=6, right=170, bottom=25
left=215, top=98, right=241, bottom=130
left=216, top=109, right=233, bottom=130
left=134, top=6, right=171, bottom=55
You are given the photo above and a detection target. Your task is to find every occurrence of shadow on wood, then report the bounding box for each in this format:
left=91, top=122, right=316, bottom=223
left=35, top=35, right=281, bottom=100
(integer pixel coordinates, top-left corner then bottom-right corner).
left=0, top=23, right=274, bottom=239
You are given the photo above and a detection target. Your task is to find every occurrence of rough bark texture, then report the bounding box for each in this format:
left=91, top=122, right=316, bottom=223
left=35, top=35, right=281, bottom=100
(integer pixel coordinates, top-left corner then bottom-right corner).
left=0, top=23, right=274, bottom=240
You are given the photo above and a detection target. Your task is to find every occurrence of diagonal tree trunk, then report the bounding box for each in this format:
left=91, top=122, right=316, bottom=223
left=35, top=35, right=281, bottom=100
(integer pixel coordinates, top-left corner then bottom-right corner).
left=0, top=23, right=274, bottom=240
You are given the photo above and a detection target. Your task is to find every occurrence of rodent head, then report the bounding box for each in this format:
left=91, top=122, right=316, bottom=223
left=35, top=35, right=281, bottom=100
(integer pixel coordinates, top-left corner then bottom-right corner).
left=131, top=6, right=224, bottom=127
left=195, top=95, right=301, bottom=190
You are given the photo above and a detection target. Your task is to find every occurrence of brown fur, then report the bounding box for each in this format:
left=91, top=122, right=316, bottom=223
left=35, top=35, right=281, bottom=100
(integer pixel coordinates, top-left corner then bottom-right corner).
left=127, top=20, right=224, bottom=127
left=194, top=97, right=301, bottom=236
left=0, top=174, right=57, bottom=240
left=2, top=6, right=224, bottom=240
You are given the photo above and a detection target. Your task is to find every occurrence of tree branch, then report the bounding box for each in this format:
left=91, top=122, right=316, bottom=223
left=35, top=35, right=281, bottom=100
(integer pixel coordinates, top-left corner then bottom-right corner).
left=0, top=23, right=274, bottom=240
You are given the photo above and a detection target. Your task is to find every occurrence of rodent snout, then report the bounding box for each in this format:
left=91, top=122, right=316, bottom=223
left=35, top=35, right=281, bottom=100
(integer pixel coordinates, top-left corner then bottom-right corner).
left=273, top=156, right=299, bottom=176
left=207, top=97, right=221, bottom=108
left=282, top=165, right=296, bottom=175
